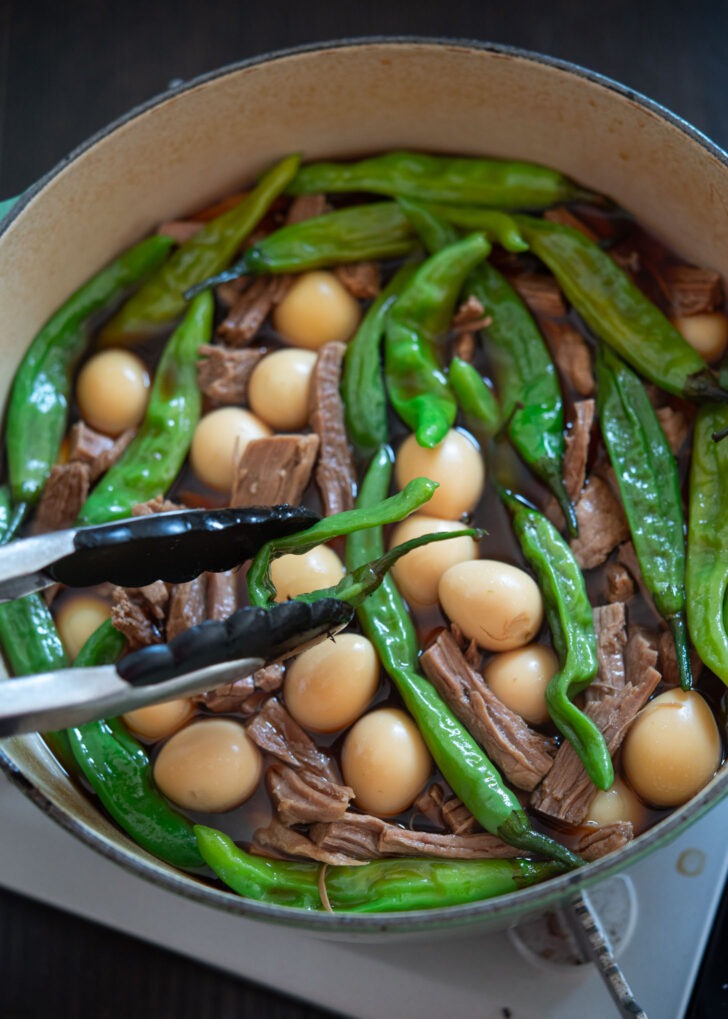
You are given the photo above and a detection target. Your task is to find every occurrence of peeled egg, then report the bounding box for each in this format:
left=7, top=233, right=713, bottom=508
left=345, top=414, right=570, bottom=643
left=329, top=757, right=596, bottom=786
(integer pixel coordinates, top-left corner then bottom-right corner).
left=284, top=632, right=379, bottom=732
left=270, top=544, right=345, bottom=602
left=248, top=348, right=317, bottom=431
left=76, top=349, right=150, bottom=436
left=483, top=643, right=558, bottom=726
left=273, top=270, right=361, bottom=349
left=189, top=407, right=271, bottom=492
left=341, top=708, right=432, bottom=816
left=673, top=312, right=728, bottom=363
left=153, top=718, right=262, bottom=813
left=123, top=699, right=195, bottom=741
left=394, top=429, right=485, bottom=519
left=622, top=689, right=722, bottom=808
left=585, top=776, right=646, bottom=830
left=438, top=559, right=544, bottom=652
left=389, top=514, right=478, bottom=606
left=54, top=594, right=111, bottom=661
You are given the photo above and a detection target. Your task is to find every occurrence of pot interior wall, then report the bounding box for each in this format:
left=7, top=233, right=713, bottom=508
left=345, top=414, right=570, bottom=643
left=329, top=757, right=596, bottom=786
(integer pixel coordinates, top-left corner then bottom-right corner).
left=1, top=39, right=728, bottom=935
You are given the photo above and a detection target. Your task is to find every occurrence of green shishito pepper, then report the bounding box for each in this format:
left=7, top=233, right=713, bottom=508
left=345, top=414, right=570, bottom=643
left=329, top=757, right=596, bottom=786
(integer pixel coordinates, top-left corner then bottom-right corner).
left=502, top=491, right=613, bottom=790
left=341, top=261, right=418, bottom=457
left=596, top=346, right=692, bottom=690
left=687, top=403, right=728, bottom=685
left=185, top=202, right=417, bottom=296
left=6, top=235, right=173, bottom=508
left=385, top=233, right=490, bottom=448
left=448, top=356, right=501, bottom=442
left=467, top=262, right=576, bottom=534
left=287, top=151, right=589, bottom=210
left=78, top=290, right=213, bottom=525
left=345, top=447, right=581, bottom=868
left=517, top=214, right=728, bottom=403
left=100, top=154, right=300, bottom=344
left=416, top=201, right=529, bottom=252
left=195, top=825, right=567, bottom=912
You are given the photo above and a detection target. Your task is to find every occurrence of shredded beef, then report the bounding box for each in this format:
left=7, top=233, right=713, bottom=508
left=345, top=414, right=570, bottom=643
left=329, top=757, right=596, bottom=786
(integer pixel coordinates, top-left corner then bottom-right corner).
left=217, top=275, right=291, bottom=346
left=663, top=264, right=724, bottom=316
left=67, top=422, right=135, bottom=481
left=196, top=663, right=284, bottom=714
left=266, top=762, right=352, bottom=825
left=451, top=295, right=491, bottom=334
left=157, top=220, right=204, bottom=244
left=657, top=630, right=702, bottom=688
left=286, top=193, right=330, bottom=224
left=309, top=813, right=523, bottom=861
left=543, top=207, right=600, bottom=242
left=34, top=462, right=91, bottom=532
left=564, top=400, right=595, bottom=502
left=575, top=822, right=634, bottom=861
left=246, top=697, right=339, bottom=783
left=420, top=630, right=556, bottom=791
left=570, top=476, right=630, bottom=570
left=656, top=405, right=691, bottom=456
left=616, top=542, right=660, bottom=620
left=451, top=330, right=477, bottom=362
left=197, top=343, right=266, bottom=404
left=586, top=603, right=627, bottom=702
left=230, top=434, right=319, bottom=508
left=132, top=496, right=180, bottom=516
left=604, top=562, right=635, bottom=604
left=251, top=819, right=364, bottom=866
left=510, top=273, right=567, bottom=318
left=442, top=796, right=480, bottom=835
left=309, top=342, right=356, bottom=515
left=334, top=261, right=381, bottom=299
left=166, top=576, right=207, bottom=641
left=111, top=581, right=169, bottom=648
left=531, top=627, right=661, bottom=825
left=206, top=570, right=238, bottom=621
left=539, top=317, right=595, bottom=397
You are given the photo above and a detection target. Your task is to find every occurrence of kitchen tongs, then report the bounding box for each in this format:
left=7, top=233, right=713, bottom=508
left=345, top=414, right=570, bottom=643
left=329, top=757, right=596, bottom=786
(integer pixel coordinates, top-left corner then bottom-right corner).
left=0, top=506, right=353, bottom=737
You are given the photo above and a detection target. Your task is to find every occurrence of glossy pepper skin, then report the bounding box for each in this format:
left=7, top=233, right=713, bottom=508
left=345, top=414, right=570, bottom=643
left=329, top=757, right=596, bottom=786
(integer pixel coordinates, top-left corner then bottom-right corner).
left=687, top=403, right=728, bottom=684
left=468, top=262, right=576, bottom=534
left=596, top=346, right=692, bottom=689
left=448, top=356, right=501, bottom=441
left=67, top=617, right=204, bottom=871
left=518, top=214, right=728, bottom=403
left=100, top=154, right=300, bottom=344
left=78, top=290, right=213, bottom=525
left=195, top=825, right=568, bottom=912
left=503, top=491, right=613, bottom=791
left=385, top=233, right=490, bottom=448
left=287, top=151, right=589, bottom=210
left=346, top=447, right=581, bottom=869
left=185, top=202, right=417, bottom=296
left=6, top=235, right=174, bottom=509
left=341, top=262, right=418, bottom=457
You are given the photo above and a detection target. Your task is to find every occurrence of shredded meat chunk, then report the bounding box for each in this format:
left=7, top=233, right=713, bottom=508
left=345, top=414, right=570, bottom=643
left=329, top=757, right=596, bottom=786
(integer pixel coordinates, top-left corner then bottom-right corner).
left=286, top=193, right=330, bottom=224
left=166, top=576, right=207, bottom=641
left=543, top=207, right=600, bottom=242
left=663, top=264, right=724, bottom=316
left=309, top=813, right=524, bottom=861
left=510, top=273, right=567, bottom=318
left=111, top=581, right=169, bottom=648
left=604, top=562, right=635, bottom=604
left=217, top=275, right=291, bottom=346
left=67, top=422, right=135, bottom=481
left=334, top=261, right=381, bottom=299
left=539, top=317, right=595, bottom=397
left=586, top=603, right=627, bottom=702
left=531, top=627, right=661, bottom=825
left=564, top=400, right=595, bottom=501
left=570, top=476, right=630, bottom=570
left=197, top=343, right=266, bottom=404
left=252, top=819, right=364, bottom=866
left=230, top=434, right=319, bottom=508
left=309, top=342, right=356, bottom=515
left=575, top=822, right=634, bottom=861
left=132, top=496, right=180, bottom=516
left=420, top=630, right=556, bottom=791
left=246, top=697, right=339, bottom=783
left=196, top=663, right=283, bottom=714
left=656, top=405, right=691, bottom=456
left=34, top=462, right=91, bottom=532
left=266, top=762, right=352, bottom=825
left=156, top=220, right=204, bottom=244
left=206, top=570, right=237, bottom=621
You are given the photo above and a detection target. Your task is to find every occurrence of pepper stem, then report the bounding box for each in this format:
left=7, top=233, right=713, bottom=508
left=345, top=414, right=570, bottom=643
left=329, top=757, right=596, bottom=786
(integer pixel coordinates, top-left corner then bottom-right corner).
left=669, top=612, right=694, bottom=691
left=684, top=368, right=728, bottom=405
left=184, top=254, right=251, bottom=299
left=498, top=814, right=582, bottom=869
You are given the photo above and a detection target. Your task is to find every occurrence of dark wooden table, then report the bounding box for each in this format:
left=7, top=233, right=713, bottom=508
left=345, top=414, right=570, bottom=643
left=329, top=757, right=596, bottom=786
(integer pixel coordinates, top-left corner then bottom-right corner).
left=1, top=2, right=726, bottom=1017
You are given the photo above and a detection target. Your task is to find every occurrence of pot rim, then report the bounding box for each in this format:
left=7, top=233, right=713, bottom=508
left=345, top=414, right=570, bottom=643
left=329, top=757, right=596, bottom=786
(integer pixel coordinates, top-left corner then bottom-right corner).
left=2, top=35, right=728, bottom=934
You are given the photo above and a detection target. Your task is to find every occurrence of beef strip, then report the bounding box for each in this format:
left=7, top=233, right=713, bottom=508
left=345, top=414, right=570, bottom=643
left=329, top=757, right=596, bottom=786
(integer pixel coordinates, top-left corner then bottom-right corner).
left=132, top=495, right=180, bottom=516
left=217, top=275, right=291, bottom=346
left=166, top=576, right=207, bottom=641
left=451, top=330, right=477, bottom=362
left=569, top=476, right=630, bottom=570
left=616, top=541, right=660, bottom=621
left=111, top=581, right=169, bottom=648
left=586, top=603, right=627, bottom=703
left=156, top=220, right=204, bottom=244
left=662, top=264, right=724, bottom=316
left=246, top=697, right=339, bottom=783
left=564, top=399, right=595, bottom=502
left=34, top=462, right=91, bottom=532
left=67, top=422, right=135, bottom=481
left=575, top=822, right=634, bottom=861
left=420, top=629, right=556, bottom=791
left=509, top=273, right=568, bottom=318
left=285, top=193, right=329, bottom=224
left=441, top=796, right=480, bottom=835
left=657, top=630, right=702, bottom=687
left=334, top=261, right=381, bottom=299
left=251, top=819, right=364, bottom=866
left=309, top=342, right=356, bottom=515
left=309, top=813, right=524, bottom=861
left=196, top=343, right=266, bottom=405
left=230, top=433, right=319, bottom=508
left=656, top=405, right=691, bottom=456
left=206, top=570, right=237, bottom=621
left=196, top=663, right=284, bottom=714
left=266, top=762, right=352, bottom=825
left=539, top=317, right=595, bottom=397
left=531, top=627, right=661, bottom=825
left=451, top=295, right=491, bottom=334
left=543, top=207, right=599, bottom=242
left=604, top=562, right=635, bottom=604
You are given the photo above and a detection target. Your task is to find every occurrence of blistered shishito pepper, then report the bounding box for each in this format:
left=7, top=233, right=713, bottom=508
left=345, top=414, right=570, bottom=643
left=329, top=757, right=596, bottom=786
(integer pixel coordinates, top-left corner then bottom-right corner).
left=101, top=154, right=300, bottom=343
left=596, top=345, right=692, bottom=689
left=385, top=233, right=490, bottom=447
left=288, top=151, right=590, bottom=209
left=6, top=236, right=173, bottom=510
left=518, top=214, right=728, bottom=403
left=78, top=291, right=213, bottom=525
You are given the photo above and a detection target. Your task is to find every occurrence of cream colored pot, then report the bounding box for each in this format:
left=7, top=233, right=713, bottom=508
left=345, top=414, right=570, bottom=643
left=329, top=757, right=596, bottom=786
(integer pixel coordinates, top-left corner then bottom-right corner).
left=1, top=39, right=727, bottom=937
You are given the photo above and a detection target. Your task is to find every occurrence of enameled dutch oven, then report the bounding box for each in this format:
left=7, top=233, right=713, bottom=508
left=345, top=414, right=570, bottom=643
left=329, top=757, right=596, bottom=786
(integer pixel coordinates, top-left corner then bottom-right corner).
left=1, top=38, right=728, bottom=939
